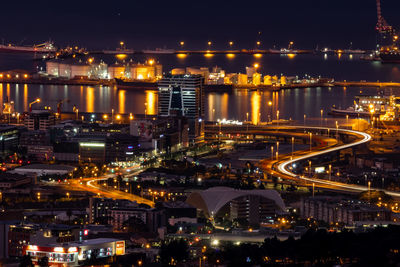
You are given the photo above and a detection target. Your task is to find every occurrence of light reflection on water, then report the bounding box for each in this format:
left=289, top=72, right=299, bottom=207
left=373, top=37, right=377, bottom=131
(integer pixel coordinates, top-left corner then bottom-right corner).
left=0, top=83, right=397, bottom=122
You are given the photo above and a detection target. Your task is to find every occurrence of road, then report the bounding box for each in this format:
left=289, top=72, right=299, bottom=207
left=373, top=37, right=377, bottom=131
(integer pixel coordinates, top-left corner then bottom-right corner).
left=63, top=167, right=154, bottom=207
left=267, top=126, right=400, bottom=198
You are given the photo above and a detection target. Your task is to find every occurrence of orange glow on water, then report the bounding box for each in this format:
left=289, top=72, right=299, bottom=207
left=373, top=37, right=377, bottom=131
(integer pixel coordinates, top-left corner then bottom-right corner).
left=287, top=53, right=296, bottom=59
left=204, top=53, right=214, bottom=58
left=86, top=87, right=94, bottom=112
left=116, top=54, right=128, bottom=60
left=145, top=91, right=157, bottom=115
left=118, top=90, right=126, bottom=113
left=251, top=92, right=261, bottom=125
left=253, top=53, right=262, bottom=58
left=177, top=53, right=187, bottom=59
left=226, top=53, right=235, bottom=59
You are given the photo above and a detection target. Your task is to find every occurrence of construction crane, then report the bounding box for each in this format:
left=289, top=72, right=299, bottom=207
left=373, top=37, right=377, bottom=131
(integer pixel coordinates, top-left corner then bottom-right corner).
left=375, top=0, right=397, bottom=47
left=57, top=99, right=69, bottom=115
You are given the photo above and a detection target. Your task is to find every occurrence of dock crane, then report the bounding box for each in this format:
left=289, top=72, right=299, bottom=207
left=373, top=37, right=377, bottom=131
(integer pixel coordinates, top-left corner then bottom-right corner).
left=57, top=99, right=69, bottom=117
left=375, top=0, right=398, bottom=47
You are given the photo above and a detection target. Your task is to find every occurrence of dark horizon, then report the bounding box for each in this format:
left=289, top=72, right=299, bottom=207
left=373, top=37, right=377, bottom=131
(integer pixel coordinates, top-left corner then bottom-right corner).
left=1, top=0, right=400, bottom=50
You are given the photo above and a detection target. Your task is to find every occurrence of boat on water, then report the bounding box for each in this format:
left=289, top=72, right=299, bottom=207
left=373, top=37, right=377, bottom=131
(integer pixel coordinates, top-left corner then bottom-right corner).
left=103, top=49, right=134, bottom=54
left=329, top=106, right=372, bottom=117
left=115, top=78, right=158, bottom=90
left=142, top=48, right=175, bottom=54
left=0, top=41, right=56, bottom=53
left=380, top=50, right=400, bottom=63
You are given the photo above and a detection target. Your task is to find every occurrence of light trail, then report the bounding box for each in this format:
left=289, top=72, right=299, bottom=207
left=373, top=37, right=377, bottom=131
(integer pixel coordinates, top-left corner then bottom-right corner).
left=275, top=126, right=400, bottom=198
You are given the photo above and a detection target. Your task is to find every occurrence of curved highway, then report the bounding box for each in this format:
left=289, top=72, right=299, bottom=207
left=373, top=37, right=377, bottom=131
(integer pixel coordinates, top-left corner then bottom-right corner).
left=273, top=126, right=400, bottom=198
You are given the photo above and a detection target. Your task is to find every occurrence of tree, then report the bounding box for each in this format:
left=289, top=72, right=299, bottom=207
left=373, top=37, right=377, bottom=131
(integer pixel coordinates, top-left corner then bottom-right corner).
left=159, top=239, right=189, bottom=265
left=122, top=217, right=148, bottom=233
left=19, top=255, right=33, bottom=267
left=38, top=256, right=49, bottom=267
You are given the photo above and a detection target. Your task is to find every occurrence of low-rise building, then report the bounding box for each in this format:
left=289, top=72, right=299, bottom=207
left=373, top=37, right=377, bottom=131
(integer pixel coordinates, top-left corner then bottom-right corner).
left=300, top=196, right=392, bottom=225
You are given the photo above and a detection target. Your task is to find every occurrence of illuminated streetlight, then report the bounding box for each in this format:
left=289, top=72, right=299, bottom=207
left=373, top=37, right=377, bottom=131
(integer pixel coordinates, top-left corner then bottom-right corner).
left=29, top=98, right=40, bottom=112
left=320, top=109, right=323, bottom=126
left=229, top=41, right=234, bottom=47
left=291, top=137, right=294, bottom=158
left=271, top=146, right=274, bottom=160
left=208, top=41, right=212, bottom=47
left=309, top=132, right=312, bottom=152
left=328, top=164, right=332, bottom=181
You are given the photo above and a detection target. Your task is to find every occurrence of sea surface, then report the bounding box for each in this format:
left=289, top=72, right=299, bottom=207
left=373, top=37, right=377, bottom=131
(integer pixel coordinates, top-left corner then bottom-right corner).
left=1, top=52, right=400, bottom=122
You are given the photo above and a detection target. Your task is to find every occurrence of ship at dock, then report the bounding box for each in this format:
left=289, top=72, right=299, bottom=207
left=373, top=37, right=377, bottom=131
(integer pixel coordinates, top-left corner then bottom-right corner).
left=329, top=93, right=400, bottom=126
left=0, top=41, right=56, bottom=53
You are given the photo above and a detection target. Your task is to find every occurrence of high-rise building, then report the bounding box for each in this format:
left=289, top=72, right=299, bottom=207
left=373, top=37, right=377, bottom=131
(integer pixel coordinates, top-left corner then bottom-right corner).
left=158, top=74, right=204, bottom=141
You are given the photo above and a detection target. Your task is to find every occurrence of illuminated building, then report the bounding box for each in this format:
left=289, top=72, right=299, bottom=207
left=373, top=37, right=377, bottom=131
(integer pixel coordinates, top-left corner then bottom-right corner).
left=171, top=68, right=185, bottom=75
left=186, top=67, right=210, bottom=83
left=264, top=75, right=272, bottom=85
left=108, top=63, right=128, bottom=79
left=24, top=109, right=57, bottom=131
left=237, top=73, right=248, bottom=85
left=280, top=75, right=287, bottom=85
left=0, top=125, right=20, bottom=156
left=158, top=74, right=204, bottom=141
left=23, top=238, right=125, bottom=266
left=252, top=73, right=261, bottom=85
left=186, top=187, right=285, bottom=226
left=301, top=196, right=391, bottom=225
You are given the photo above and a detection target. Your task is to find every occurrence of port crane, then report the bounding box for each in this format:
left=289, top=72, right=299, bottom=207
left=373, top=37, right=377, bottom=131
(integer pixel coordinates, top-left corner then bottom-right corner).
left=375, top=0, right=398, bottom=46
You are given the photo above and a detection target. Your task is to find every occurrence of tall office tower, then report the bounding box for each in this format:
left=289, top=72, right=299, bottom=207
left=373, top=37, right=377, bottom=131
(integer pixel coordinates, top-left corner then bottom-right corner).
left=158, top=74, right=204, bottom=142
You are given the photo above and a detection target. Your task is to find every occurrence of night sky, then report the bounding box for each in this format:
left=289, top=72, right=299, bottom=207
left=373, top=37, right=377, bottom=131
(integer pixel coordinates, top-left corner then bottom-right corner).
left=1, top=0, right=400, bottom=50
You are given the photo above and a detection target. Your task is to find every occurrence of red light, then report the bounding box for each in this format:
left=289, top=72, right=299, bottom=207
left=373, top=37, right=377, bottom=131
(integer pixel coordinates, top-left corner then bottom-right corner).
left=19, top=160, right=22, bottom=164
left=84, top=229, right=89, bottom=236
left=195, top=237, right=199, bottom=242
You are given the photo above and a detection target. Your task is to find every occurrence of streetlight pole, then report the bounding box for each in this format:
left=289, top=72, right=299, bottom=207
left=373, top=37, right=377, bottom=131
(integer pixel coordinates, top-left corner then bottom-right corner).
left=320, top=109, right=323, bottom=127
left=309, top=160, right=312, bottom=177
left=276, top=141, right=279, bottom=161
left=29, top=98, right=40, bottom=112
left=291, top=137, right=294, bottom=158
left=246, top=112, right=249, bottom=137
left=271, top=146, right=274, bottom=160
left=328, top=164, right=332, bottom=181
left=309, top=132, right=312, bottom=152
left=304, top=114, right=306, bottom=127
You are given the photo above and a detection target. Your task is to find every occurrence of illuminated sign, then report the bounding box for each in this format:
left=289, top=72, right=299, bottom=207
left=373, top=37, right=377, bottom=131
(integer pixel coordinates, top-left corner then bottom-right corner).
left=116, top=241, right=125, bottom=255
left=68, top=247, right=78, bottom=253
left=315, top=167, right=326, bottom=173
left=79, top=143, right=105, bottom=147
left=53, top=247, right=64, bottom=253
left=27, top=245, right=38, bottom=251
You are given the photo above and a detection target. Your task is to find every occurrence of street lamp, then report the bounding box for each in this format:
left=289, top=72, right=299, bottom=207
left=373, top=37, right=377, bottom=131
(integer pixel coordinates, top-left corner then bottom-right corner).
left=208, top=41, right=212, bottom=47
left=29, top=98, right=40, bottom=112
left=328, top=164, right=332, bottom=181
left=320, top=109, right=323, bottom=126
left=303, top=114, right=306, bottom=127
left=308, top=160, right=312, bottom=177
left=229, top=41, right=234, bottom=47
left=180, top=41, right=184, bottom=48
left=291, top=137, right=295, bottom=158
left=271, top=146, right=274, bottom=160
left=309, top=132, right=312, bottom=152
left=276, top=141, right=279, bottom=160
left=111, top=109, right=114, bottom=124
